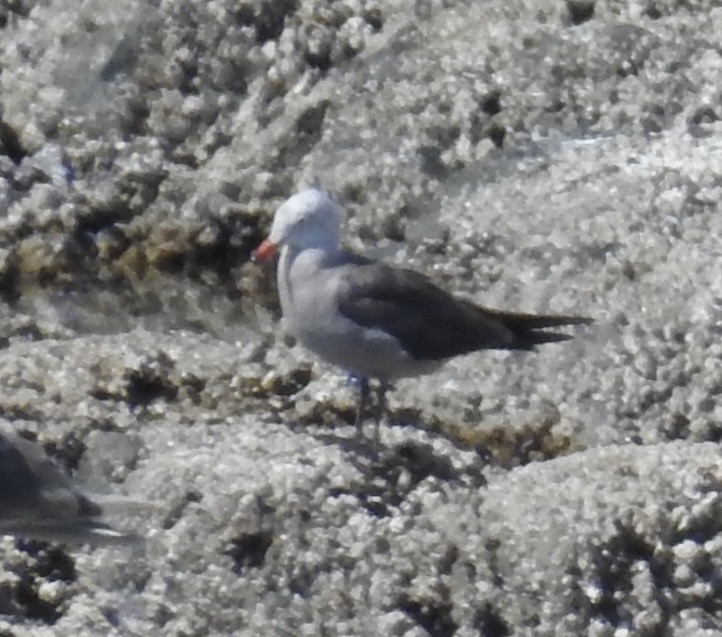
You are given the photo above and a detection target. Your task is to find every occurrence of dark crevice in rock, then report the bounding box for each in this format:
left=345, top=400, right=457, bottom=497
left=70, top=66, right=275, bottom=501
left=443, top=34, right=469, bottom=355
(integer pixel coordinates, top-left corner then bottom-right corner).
left=362, top=7, right=383, bottom=32
left=480, top=91, right=502, bottom=116
left=397, top=595, right=458, bottom=637
left=235, top=0, right=299, bottom=44
left=487, top=123, right=506, bottom=148
left=124, top=367, right=178, bottom=407
left=328, top=440, right=462, bottom=518
left=566, top=1, right=595, bottom=25
left=43, top=431, right=87, bottom=473
left=162, top=490, right=202, bottom=530
left=0, top=120, right=27, bottom=165
left=0, top=250, right=21, bottom=303
left=226, top=531, right=274, bottom=574
left=271, top=100, right=330, bottom=169
left=473, top=604, right=511, bottom=637
left=11, top=542, right=77, bottom=624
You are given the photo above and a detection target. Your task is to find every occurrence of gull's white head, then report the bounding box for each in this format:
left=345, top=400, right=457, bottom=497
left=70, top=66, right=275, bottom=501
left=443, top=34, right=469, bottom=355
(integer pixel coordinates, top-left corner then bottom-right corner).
left=255, top=189, right=342, bottom=260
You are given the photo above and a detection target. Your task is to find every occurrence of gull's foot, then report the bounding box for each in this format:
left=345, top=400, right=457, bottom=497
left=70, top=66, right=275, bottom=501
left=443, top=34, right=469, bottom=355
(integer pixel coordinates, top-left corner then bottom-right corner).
left=345, top=373, right=365, bottom=388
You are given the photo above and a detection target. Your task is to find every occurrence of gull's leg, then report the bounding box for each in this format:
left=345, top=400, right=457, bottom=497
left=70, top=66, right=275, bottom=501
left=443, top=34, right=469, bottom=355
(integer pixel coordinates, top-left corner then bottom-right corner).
left=373, top=381, right=390, bottom=450
left=348, top=374, right=370, bottom=439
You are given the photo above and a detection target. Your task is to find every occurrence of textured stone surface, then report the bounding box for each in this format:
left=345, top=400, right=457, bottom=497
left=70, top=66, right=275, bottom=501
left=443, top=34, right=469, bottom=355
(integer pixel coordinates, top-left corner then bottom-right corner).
left=1, top=0, right=722, bottom=635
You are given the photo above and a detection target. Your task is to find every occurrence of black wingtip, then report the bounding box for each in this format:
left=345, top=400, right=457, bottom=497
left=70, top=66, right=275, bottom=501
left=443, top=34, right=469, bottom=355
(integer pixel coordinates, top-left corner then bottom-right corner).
left=557, top=315, right=593, bottom=326
left=497, top=312, right=592, bottom=349
left=523, top=331, right=576, bottom=346
left=499, top=312, right=593, bottom=330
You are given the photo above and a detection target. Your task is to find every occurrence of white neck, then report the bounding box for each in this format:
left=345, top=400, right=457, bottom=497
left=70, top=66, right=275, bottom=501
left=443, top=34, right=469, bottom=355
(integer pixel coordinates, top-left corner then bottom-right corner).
left=288, top=230, right=340, bottom=254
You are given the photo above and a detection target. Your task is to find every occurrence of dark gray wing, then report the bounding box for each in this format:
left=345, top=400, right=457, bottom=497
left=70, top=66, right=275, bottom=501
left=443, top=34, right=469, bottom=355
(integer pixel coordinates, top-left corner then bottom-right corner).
left=337, top=262, right=591, bottom=361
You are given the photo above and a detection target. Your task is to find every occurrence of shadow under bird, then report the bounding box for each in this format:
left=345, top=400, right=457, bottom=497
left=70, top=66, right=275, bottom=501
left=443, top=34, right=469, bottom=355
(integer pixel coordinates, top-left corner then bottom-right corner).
left=254, top=189, right=591, bottom=443
left=0, top=429, right=145, bottom=545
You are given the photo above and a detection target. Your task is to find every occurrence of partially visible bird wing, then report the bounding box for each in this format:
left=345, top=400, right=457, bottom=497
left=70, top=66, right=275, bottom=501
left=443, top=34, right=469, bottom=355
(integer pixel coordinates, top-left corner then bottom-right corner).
left=337, top=262, right=590, bottom=361
left=0, top=431, right=142, bottom=544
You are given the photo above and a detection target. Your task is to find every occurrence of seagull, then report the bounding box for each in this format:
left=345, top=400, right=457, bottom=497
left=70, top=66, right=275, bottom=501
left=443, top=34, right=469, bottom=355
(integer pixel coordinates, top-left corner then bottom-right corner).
left=0, top=429, right=145, bottom=544
left=254, top=188, right=591, bottom=444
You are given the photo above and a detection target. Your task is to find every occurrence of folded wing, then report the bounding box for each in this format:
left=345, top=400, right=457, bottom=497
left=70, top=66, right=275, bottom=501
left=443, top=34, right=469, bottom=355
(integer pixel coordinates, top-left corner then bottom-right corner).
left=337, top=263, right=591, bottom=361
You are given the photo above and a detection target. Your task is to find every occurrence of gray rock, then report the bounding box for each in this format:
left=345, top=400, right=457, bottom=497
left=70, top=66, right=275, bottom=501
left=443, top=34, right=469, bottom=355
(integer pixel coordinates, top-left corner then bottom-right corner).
left=1, top=0, right=722, bottom=634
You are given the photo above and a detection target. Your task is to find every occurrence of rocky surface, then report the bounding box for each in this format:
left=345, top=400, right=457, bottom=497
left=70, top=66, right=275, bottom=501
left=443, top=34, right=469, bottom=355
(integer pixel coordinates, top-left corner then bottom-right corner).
left=1, top=0, right=722, bottom=635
